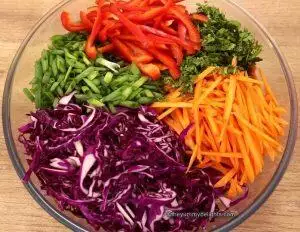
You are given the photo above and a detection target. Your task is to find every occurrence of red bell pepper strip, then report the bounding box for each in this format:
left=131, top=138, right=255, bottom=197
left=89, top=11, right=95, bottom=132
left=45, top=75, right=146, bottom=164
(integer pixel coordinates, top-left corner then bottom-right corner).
left=111, top=38, right=134, bottom=62
left=116, top=34, right=140, bottom=42
left=169, top=6, right=200, bottom=47
left=130, top=0, right=173, bottom=22
left=149, top=0, right=183, bottom=5
left=159, top=21, right=177, bottom=35
left=125, top=42, right=154, bottom=63
left=137, top=63, right=161, bottom=80
left=61, top=11, right=86, bottom=32
left=125, top=0, right=148, bottom=7
left=146, top=34, right=177, bottom=45
left=170, top=44, right=183, bottom=65
left=125, top=42, right=153, bottom=57
left=140, top=25, right=195, bottom=51
left=178, top=22, right=187, bottom=41
left=154, top=43, right=169, bottom=50
left=85, top=0, right=104, bottom=59
left=153, top=15, right=164, bottom=28
left=110, top=29, right=121, bottom=38
left=192, top=14, right=209, bottom=23
left=98, top=20, right=116, bottom=42
left=86, top=11, right=97, bottom=23
left=110, top=5, right=149, bottom=48
left=147, top=47, right=180, bottom=79
left=98, top=43, right=115, bottom=54
left=80, top=11, right=93, bottom=31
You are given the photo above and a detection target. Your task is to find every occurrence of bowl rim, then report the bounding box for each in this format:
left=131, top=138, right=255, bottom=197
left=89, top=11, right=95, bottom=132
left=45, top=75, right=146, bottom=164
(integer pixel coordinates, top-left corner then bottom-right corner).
left=2, top=0, right=298, bottom=231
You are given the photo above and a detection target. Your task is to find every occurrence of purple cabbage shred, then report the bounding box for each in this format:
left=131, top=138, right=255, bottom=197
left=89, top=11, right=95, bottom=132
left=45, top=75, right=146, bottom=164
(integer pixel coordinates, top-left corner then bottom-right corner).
left=19, top=104, right=230, bottom=232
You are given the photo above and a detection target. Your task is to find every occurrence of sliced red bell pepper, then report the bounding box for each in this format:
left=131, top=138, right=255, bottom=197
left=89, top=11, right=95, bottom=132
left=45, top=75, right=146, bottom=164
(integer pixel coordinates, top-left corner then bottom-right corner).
left=125, top=42, right=154, bottom=63
left=170, top=44, right=183, bottom=65
left=140, top=25, right=194, bottom=51
left=111, top=38, right=134, bottom=62
left=147, top=34, right=177, bottom=45
left=160, top=21, right=178, bottom=35
left=114, top=1, right=149, bottom=11
left=169, top=6, right=200, bottom=47
left=80, top=11, right=93, bottom=31
left=85, top=0, right=104, bottom=59
left=98, top=43, right=115, bottom=54
left=153, top=15, right=164, bottom=28
left=147, top=47, right=180, bottom=79
left=154, top=43, right=169, bottom=50
left=149, top=0, right=183, bottom=6
left=86, top=10, right=97, bottom=21
left=137, top=63, right=161, bottom=80
left=192, top=14, right=209, bottom=23
left=98, top=20, right=117, bottom=42
left=177, top=22, right=195, bottom=54
left=110, top=29, right=121, bottom=38
left=125, top=42, right=153, bottom=56
left=102, top=11, right=119, bottom=20
left=130, top=0, right=173, bottom=22
left=178, top=22, right=187, bottom=41
left=61, top=11, right=86, bottom=32
left=110, top=5, right=149, bottom=48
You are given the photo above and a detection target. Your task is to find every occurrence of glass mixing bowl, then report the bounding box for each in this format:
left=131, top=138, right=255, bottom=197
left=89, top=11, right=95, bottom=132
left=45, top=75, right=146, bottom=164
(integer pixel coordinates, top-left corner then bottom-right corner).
left=2, top=0, right=298, bottom=231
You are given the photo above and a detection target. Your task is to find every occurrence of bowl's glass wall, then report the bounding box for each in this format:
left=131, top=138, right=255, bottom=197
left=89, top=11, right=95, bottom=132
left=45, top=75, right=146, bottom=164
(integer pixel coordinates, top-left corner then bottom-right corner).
left=6, top=0, right=293, bottom=231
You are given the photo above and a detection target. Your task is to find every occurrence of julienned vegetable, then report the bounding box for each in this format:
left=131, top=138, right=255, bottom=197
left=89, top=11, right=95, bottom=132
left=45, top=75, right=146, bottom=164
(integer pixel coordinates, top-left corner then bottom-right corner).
left=152, top=67, right=287, bottom=197
left=19, top=103, right=230, bottom=231
left=24, top=33, right=163, bottom=108
left=17, top=0, right=288, bottom=230
left=60, top=0, right=201, bottom=80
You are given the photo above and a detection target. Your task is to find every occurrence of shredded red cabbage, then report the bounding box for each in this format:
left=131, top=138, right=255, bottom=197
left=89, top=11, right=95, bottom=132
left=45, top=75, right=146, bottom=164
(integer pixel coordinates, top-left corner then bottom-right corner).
left=19, top=104, right=229, bottom=231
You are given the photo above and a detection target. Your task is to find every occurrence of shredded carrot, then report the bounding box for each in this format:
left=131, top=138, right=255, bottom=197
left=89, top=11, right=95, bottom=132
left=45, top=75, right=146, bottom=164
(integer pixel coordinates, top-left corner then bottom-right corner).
left=194, top=76, right=223, bottom=107
left=220, top=75, right=237, bottom=141
left=157, top=108, right=176, bottom=120
left=259, top=67, right=278, bottom=105
left=237, top=76, right=263, bottom=85
left=182, top=108, right=190, bottom=127
left=234, top=111, right=282, bottom=149
left=194, top=66, right=217, bottom=83
left=151, top=102, right=193, bottom=108
left=200, top=151, right=243, bottom=159
left=211, top=162, right=229, bottom=175
left=152, top=67, right=287, bottom=197
left=214, top=169, right=236, bottom=188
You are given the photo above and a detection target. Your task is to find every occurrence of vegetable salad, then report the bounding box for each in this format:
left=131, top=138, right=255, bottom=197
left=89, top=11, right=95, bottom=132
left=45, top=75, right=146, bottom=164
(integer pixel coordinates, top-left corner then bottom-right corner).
left=18, top=1, right=287, bottom=231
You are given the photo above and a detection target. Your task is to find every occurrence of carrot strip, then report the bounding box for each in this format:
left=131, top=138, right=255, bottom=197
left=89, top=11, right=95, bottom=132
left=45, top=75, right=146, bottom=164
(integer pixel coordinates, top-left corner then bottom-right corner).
left=200, top=151, right=243, bottom=159
left=214, top=169, right=236, bottom=188
left=166, top=88, right=181, bottom=100
left=237, top=76, right=263, bottom=85
left=236, top=135, right=255, bottom=183
left=175, top=109, right=185, bottom=129
left=194, top=76, right=223, bottom=108
left=211, top=162, right=229, bottom=175
left=182, top=108, right=190, bottom=128
left=194, top=66, right=216, bottom=84
left=259, top=68, right=278, bottom=105
left=187, top=124, right=203, bottom=172
left=157, top=108, right=176, bottom=120
left=234, top=111, right=282, bottom=149
left=220, top=75, right=237, bottom=141
left=151, top=102, right=193, bottom=108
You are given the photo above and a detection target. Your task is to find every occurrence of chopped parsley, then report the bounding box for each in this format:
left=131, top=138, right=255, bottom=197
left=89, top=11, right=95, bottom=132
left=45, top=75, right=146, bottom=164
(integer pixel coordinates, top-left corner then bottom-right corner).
left=163, top=4, right=262, bottom=92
